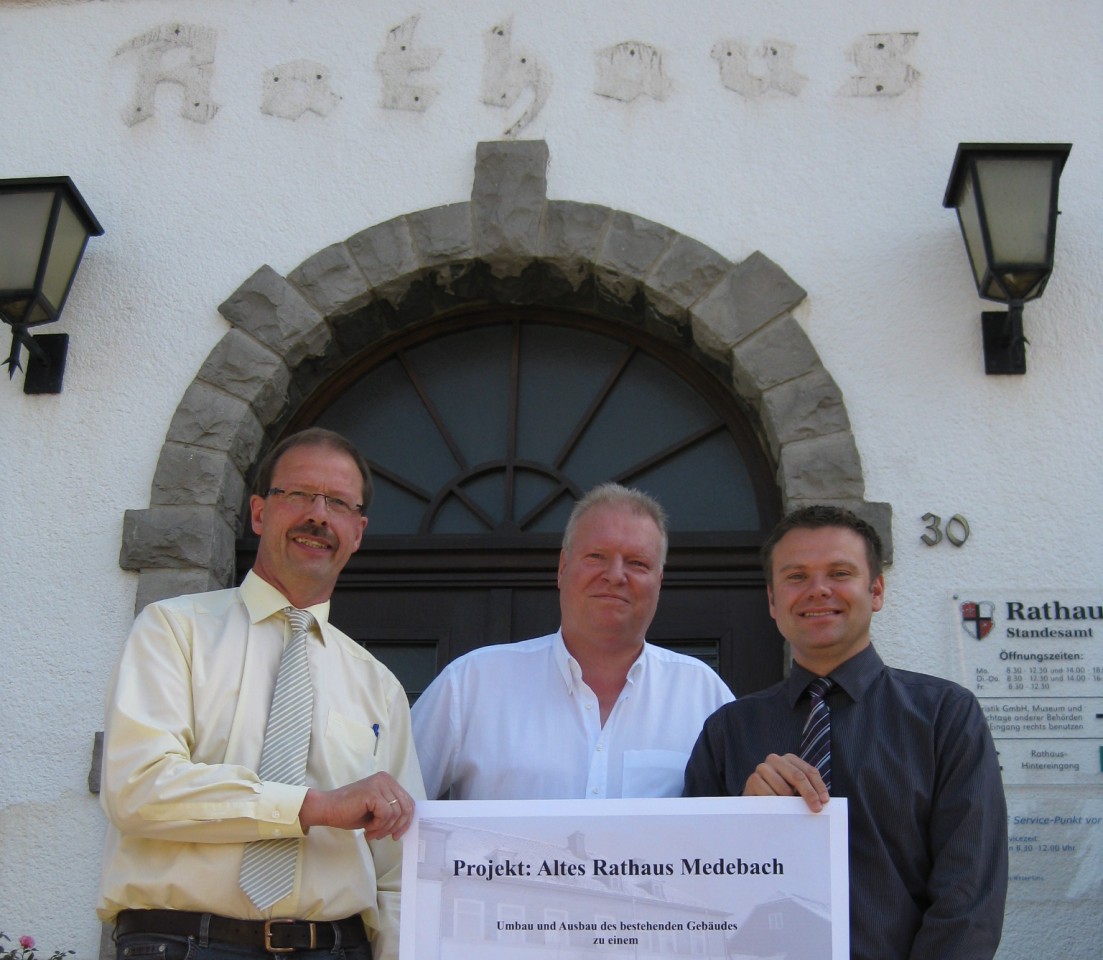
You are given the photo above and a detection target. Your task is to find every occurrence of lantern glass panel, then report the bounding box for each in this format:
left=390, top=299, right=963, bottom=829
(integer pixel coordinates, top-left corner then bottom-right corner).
left=41, top=195, right=89, bottom=315
left=956, top=173, right=989, bottom=293
left=975, top=156, right=1058, bottom=301
left=0, top=191, right=51, bottom=292
left=975, top=156, right=1055, bottom=263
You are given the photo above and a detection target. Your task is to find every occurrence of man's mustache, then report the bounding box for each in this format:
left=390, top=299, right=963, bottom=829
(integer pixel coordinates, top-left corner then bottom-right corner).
left=290, top=523, right=338, bottom=547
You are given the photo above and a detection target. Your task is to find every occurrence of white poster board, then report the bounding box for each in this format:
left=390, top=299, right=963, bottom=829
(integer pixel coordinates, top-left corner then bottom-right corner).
left=399, top=796, right=849, bottom=959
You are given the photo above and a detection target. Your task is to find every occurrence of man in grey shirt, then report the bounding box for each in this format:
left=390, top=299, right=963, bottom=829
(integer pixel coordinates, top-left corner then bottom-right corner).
left=684, top=505, right=1007, bottom=959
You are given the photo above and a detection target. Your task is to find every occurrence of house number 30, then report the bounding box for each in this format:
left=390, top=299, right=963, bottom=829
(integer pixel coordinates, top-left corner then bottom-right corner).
left=921, top=513, right=970, bottom=547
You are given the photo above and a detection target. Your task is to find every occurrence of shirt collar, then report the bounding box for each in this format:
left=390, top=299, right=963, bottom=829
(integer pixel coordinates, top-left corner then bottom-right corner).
left=240, top=569, right=333, bottom=637
left=786, top=643, right=885, bottom=707
left=552, top=629, right=581, bottom=691
left=552, top=628, right=648, bottom=693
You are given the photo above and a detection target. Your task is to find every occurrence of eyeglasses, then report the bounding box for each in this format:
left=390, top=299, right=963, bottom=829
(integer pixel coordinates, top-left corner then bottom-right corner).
left=266, top=488, right=364, bottom=517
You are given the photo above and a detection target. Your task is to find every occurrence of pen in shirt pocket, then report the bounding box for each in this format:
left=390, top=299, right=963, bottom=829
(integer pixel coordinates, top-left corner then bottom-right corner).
left=372, top=723, right=380, bottom=756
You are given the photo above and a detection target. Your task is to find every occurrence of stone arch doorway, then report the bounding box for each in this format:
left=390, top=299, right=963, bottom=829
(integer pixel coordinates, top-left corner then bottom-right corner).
left=120, top=140, right=890, bottom=694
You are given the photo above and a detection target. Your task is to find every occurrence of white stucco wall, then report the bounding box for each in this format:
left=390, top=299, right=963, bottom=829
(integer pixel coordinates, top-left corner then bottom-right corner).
left=1, top=1, right=1100, bottom=957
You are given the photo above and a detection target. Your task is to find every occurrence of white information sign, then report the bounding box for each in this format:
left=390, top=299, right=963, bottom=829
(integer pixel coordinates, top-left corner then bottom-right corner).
left=399, top=797, right=850, bottom=960
left=950, top=590, right=1103, bottom=786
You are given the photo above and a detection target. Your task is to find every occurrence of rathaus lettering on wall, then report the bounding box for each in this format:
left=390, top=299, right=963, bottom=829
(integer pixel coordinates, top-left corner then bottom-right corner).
left=114, top=17, right=920, bottom=132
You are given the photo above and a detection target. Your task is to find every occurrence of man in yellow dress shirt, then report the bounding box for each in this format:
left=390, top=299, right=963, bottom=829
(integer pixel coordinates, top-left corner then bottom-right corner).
left=98, top=428, right=425, bottom=960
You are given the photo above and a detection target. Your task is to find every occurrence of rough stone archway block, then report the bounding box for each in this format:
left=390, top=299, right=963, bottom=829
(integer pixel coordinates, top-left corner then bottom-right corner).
left=594, top=211, right=678, bottom=306
left=648, top=234, right=732, bottom=315
left=196, top=328, right=292, bottom=427
left=347, top=215, right=421, bottom=292
left=779, top=432, right=865, bottom=502
left=218, top=264, right=332, bottom=365
left=150, top=443, right=246, bottom=530
left=760, top=369, right=852, bottom=455
left=166, top=380, right=266, bottom=477
left=472, top=140, right=548, bottom=264
left=120, top=505, right=235, bottom=582
left=730, top=313, right=824, bottom=400
left=690, top=251, right=808, bottom=359
left=406, top=202, right=475, bottom=267
left=539, top=201, right=613, bottom=286
left=287, top=242, right=372, bottom=317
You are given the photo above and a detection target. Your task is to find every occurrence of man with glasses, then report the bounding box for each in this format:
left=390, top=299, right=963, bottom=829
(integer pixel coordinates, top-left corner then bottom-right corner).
left=98, top=428, right=424, bottom=960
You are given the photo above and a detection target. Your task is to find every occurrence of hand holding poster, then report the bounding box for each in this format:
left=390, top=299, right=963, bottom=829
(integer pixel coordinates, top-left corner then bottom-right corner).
left=399, top=796, right=849, bottom=959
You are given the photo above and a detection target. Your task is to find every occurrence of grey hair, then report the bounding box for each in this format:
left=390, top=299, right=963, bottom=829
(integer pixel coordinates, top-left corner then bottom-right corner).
left=562, top=483, right=669, bottom=566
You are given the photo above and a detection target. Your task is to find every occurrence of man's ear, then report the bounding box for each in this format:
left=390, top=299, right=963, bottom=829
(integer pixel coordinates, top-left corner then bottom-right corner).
left=249, top=494, right=266, bottom=536
left=352, top=515, right=368, bottom=550
left=870, top=574, right=885, bottom=612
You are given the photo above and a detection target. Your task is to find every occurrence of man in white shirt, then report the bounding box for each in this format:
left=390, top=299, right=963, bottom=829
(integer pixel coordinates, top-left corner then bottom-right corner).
left=98, top=428, right=424, bottom=960
left=411, top=483, right=734, bottom=800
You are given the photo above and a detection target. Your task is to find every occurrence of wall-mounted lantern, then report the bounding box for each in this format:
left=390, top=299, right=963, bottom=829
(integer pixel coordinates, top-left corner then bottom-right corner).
left=0, top=177, right=104, bottom=393
left=942, top=143, right=1071, bottom=375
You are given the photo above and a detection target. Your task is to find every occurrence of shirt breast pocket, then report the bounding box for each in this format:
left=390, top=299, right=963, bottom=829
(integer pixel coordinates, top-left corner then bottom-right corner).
left=323, top=710, right=380, bottom=784
left=621, top=748, right=690, bottom=798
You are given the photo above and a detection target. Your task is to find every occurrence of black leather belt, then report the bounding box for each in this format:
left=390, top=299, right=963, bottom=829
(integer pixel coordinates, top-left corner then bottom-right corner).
left=115, top=910, right=369, bottom=955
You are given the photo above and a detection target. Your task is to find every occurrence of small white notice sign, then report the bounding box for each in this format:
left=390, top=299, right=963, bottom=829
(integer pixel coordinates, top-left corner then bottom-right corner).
left=951, top=590, right=1103, bottom=786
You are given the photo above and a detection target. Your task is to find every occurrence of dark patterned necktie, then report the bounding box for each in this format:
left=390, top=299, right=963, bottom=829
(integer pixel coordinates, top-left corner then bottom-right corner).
left=239, top=607, right=315, bottom=909
left=799, top=676, right=835, bottom=791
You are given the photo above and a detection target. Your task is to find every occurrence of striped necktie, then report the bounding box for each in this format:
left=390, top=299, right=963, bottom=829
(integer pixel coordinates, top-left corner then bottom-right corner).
left=799, top=676, right=834, bottom=791
left=239, top=607, right=315, bottom=910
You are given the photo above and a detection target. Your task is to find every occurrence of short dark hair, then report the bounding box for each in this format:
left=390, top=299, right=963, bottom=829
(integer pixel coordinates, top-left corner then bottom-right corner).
left=252, top=427, right=374, bottom=512
left=563, top=482, right=669, bottom=566
left=761, top=505, right=883, bottom=583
